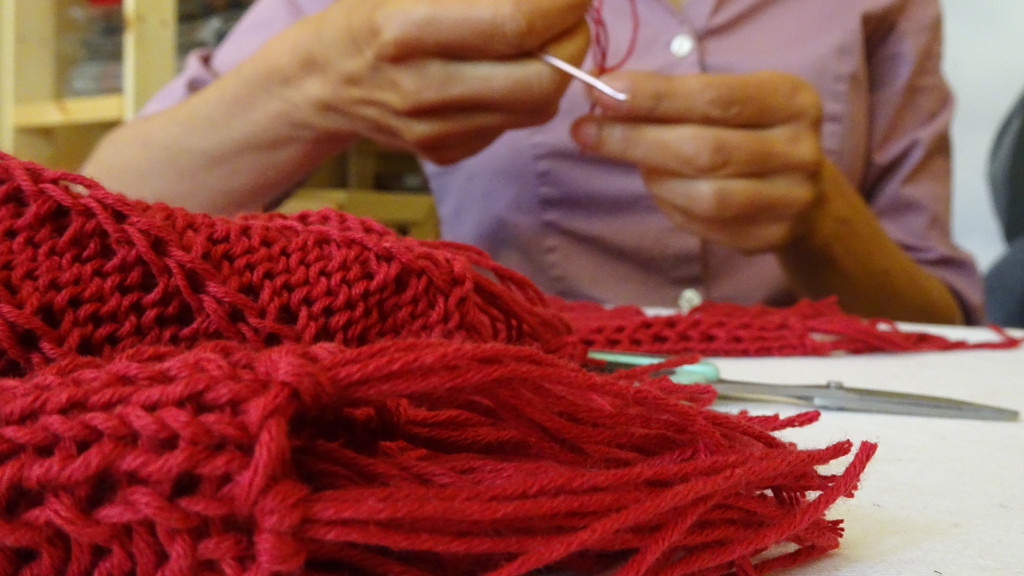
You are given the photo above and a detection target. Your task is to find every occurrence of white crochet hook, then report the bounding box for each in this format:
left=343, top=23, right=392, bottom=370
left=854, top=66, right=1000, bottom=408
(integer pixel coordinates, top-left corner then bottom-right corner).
left=538, top=53, right=629, bottom=101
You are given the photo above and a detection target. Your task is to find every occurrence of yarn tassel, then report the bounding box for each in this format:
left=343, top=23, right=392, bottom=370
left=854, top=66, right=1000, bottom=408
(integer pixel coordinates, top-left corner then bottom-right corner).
left=1, top=338, right=876, bottom=576
left=0, top=152, right=890, bottom=576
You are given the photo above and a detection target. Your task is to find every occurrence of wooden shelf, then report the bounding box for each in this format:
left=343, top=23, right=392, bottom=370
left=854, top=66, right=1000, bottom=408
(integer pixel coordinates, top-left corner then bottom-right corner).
left=1, top=0, right=177, bottom=168
left=13, top=94, right=124, bottom=128
left=279, top=187, right=439, bottom=240
left=1, top=0, right=435, bottom=243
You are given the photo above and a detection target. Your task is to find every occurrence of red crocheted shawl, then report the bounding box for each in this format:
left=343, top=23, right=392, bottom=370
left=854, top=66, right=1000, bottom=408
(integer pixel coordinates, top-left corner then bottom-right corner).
left=0, top=152, right=1010, bottom=576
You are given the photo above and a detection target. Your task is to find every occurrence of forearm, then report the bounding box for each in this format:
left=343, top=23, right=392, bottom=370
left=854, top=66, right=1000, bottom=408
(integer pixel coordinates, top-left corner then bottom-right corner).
left=778, top=160, right=965, bottom=324
left=81, top=0, right=591, bottom=214
left=81, top=47, right=348, bottom=215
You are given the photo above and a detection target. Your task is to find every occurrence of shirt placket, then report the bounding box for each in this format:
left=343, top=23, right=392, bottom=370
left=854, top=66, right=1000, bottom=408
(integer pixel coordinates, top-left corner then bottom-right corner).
left=650, top=0, right=717, bottom=302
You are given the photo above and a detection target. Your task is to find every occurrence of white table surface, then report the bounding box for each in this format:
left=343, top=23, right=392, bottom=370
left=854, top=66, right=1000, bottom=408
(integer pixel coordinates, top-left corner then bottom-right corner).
left=705, top=323, right=1024, bottom=576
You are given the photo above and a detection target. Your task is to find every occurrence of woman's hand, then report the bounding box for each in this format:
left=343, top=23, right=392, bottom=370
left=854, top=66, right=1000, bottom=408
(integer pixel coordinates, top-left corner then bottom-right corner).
left=570, top=70, right=825, bottom=253
left=271, top=0, right=592, bottom=164
left=82, top=0, right=590, bottom=215
left=569, top=69, right=965, bottom=323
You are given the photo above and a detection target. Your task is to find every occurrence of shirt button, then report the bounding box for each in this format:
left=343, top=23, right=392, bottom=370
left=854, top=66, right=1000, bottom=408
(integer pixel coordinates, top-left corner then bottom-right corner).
left=669, top=33, right=696, bottom=58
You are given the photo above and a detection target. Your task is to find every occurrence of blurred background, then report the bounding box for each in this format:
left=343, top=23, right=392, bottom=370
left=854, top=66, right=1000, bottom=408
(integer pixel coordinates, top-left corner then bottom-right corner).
left=939, top=1, right=1024, bottom=271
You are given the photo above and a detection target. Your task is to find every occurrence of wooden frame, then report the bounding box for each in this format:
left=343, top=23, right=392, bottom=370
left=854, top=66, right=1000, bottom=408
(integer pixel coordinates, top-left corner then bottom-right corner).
left=0, top=0, right=177, bottom=168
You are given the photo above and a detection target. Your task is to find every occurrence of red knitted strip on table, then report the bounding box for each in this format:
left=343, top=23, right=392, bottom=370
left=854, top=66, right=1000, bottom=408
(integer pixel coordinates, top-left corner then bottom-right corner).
left=553, top=297, right=1023, bottom=356
left=1, top=338, right=875, bottom=576
left=0, top=153, right=580, bottom=377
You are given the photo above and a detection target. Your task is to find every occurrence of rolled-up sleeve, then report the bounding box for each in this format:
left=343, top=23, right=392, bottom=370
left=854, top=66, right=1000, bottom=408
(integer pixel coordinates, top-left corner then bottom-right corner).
left=139, top=0, right=332, bottom=117
left=862, top=0, right=985, bottom=323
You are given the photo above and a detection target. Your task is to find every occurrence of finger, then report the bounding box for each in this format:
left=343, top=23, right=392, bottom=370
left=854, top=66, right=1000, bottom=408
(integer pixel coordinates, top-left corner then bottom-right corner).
left=644, top=172, right=818, bottom=225
left=649, top=193, right=802, bottom=253
left=377, top=0, right=591, bottom=60
left=372, top=22, right=589, bottom=114
left=572, top=118, right=822, bottom=178
left=591, top=70, right=822, bottom=128
left=354, top=107, right=561, bottom=163
left=361, top=59, right=569, bottom=114
left=540, top=18, right=591, bottom=68
left=652, top=194, right=798, bottom=252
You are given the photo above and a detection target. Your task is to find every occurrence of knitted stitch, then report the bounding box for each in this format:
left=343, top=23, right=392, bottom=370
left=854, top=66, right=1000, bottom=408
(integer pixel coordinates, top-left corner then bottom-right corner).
left=1, top=152, right=1012, bottom=373
left=0, top=153, right=580, bottom=377
left=1, top=338, right=875, bottom=576
left=0, top=152, right=900, bottom=576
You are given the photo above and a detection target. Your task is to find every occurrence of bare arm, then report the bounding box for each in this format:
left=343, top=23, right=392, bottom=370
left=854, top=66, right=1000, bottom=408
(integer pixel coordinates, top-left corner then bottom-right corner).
left=82, top=0, right=592, bottom=214
left=779, top=160, right=963, bottom=324
left=81, top=44, right=343, bottom=214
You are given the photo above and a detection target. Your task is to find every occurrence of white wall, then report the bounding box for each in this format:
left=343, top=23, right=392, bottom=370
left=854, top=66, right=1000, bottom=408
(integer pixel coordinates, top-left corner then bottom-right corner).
left=939, top=1, right=1024, bottom=272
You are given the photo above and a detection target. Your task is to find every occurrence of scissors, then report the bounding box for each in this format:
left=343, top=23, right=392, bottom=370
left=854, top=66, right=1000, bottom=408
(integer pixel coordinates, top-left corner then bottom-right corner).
left=587, top=350, right=1020, bottom=422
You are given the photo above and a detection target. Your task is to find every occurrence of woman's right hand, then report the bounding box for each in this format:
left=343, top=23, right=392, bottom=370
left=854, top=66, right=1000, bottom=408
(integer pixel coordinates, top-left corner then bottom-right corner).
left=264, top=0, right=592, bottom=164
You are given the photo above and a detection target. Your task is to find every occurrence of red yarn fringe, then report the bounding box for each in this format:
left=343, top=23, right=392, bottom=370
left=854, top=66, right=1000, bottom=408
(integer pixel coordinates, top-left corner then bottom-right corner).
left=553, top=297, right=1022, bottom=357
left=1, top=339, right=875, bottom=576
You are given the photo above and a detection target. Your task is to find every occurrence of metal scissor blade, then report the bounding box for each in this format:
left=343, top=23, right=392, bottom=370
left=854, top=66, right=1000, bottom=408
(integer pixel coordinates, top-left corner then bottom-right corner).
left=713, top=380, right=1020, bottom=422
left=809, top=384, right=1019, bottom=421
left=585, top=349, right=1020, bottom=422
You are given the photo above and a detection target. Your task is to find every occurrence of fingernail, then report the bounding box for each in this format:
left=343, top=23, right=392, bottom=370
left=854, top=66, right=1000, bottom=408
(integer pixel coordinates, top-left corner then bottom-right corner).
left=572, top=119, right=599, bottom=149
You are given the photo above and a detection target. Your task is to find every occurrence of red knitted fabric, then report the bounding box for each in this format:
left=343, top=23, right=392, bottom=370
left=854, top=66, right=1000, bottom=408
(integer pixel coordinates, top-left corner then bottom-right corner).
left=0, top=152, right=886, bottom=576
left=0, top=153, right=580, bottom=377
left=3, top=339, right=876, bottom=576
left=1, top=152, right=1012, bottom=371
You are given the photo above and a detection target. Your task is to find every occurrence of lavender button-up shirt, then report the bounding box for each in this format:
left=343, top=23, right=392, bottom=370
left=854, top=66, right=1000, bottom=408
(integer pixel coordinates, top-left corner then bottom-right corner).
left=142, top=0, right=985, bottom=322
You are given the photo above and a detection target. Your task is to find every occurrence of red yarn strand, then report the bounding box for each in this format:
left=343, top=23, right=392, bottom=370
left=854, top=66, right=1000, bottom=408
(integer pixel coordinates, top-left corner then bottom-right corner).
left=2, top=336, right=877, bottom=576
left=588, top=0, right=640, bottom=75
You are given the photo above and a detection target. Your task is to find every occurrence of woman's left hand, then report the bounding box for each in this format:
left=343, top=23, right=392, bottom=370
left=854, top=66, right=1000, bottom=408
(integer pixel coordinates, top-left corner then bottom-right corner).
left=570, top=70, right=825, bottom=254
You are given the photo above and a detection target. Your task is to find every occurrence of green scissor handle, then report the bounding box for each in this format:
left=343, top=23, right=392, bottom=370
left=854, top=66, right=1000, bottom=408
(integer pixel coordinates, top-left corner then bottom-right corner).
left=668, top=362, right=720, bottom=384
left=586, top=350, right=720, bottom=384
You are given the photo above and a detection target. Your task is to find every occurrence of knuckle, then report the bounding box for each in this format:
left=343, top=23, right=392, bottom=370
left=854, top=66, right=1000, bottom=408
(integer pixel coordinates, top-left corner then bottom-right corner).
left=500, top=10, right=532, bottom=52
left=684, top=181, right=739, bottom=219
left=689, top=141, right=734, bottom=176
left=756, top=71, right=822, bottom=124
left=779, top=127, right=823, bottom=172
left=382, top=63, right=445, bottom=115
left=785, top=75, right=823, bottom=125
left=698, top=89, right=745, bottom=124
left=371, top=8, right=409, bottom=61
left=794, top=179, right=821, bottom=208
left=384, top=89, right=419, bottom=116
